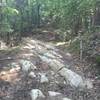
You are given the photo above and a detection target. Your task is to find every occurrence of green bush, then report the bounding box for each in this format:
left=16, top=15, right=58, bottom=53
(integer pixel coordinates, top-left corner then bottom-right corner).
left=68, top=38, right=80, bottom=54
left=95, top=55, right=100, bottom=65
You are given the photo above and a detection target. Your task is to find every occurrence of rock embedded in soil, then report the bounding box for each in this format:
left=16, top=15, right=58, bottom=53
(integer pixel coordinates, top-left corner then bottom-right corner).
left=28, top=71, right=36, bottom=78
left=63, top=97, right=71, bottom=100
left=10, top=62, right=19, bottom=68
left=30, top=89, right=45, bottom=100
left=39, top=54, right=93, bottom=89
left=39, top=73, right=49, bottom=83
left=20, top=60, right=37, bottom=73
left=48, top=91, right=61, bottom=96
left=82, top=79, right=93, bottom=89
left=59, top=68, right=84, bottom=87
left=47, top=91, right=72, bottom=100
left=39, top=55, right=64, bottom=72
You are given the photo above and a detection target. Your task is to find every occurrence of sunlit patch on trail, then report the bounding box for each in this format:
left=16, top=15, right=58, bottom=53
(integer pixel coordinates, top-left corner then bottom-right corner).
left=0, top=40, right=8, bottom=49
left=0, top=67, right=20, bottom=83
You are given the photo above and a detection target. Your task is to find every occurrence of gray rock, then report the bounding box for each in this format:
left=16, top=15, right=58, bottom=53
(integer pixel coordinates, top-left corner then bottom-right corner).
left=28, top=71, right=36, bottom=78
left=44, top=52, right=56, bottom=59
left=39, top=73, right=49, bottom=83
left=48, top=91, right=61, bottom=96
left=39, top=55, right=64, bottom=72
left=63, top=97, right=71, bottom=100
left=30, top=89, right=45, bottom=100
left=82, top=79, right=93, bottom=89
left=59, top=68, right=83, bottom=87
left=20, top=60, right=37, bottom=73
left=40, top=54, right=93, bottom=89
left=45, top=44, right=55, bottom=50
left=47, top=91, right=72, bottom=100
left=59, top=68, right=93, bottom=89
left=10, top=62, right=19, bottom=68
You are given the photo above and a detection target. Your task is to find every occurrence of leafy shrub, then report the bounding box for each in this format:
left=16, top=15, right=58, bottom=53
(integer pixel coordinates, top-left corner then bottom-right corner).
left=68, top=38, right=80, bottom=54
left=95, top=55, right=100, bottom=65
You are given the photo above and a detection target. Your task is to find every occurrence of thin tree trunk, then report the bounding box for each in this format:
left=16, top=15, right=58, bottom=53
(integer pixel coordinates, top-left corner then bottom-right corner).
left=79, top=32, right=83, bottom=62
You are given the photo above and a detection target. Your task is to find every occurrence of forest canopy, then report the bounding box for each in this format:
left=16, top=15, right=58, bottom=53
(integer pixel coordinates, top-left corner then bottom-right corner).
left=0, top=0, right=100, bottom=60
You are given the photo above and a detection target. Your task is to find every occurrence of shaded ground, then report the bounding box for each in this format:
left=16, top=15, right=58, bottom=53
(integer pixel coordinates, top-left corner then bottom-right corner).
left=0, top=31, right=100, bottom=100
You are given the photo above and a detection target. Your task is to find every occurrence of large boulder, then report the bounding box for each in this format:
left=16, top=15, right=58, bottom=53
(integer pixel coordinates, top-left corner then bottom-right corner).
left=39, top=54, right=93, bottom=89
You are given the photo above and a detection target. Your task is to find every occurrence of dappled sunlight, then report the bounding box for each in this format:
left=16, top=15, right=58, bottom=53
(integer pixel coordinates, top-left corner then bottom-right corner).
left=24, top=43, right=35, bottom=49
left=0, top=67, right=20, bottom=83
left=42, top=30, right=49, bottom=33
left=56, top=42, right=68, bottom=46
left=30, top=39, right=37, bottom=43
left=0, top=0, right=99, bottom=99
left=27, top=43, right=35, bottom=49
left=21, top=53, right=34, bottom=58
left=71, top=36, right=79, bottom=43
left=23, top=45, right=32, bottom=49
left=0, top=40, right=8, bottom=50
left=55, top=40, right=71, bottom=47
left=0, top=36, right=98, bottom=100
left=66, top=53, right=72, bottom=57
left=49, top=50, right=62, bottom=58
left=21, top=38, right=73, bottom=64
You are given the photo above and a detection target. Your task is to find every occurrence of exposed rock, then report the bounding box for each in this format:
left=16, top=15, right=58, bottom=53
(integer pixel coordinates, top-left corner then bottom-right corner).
left=82, top=79, right=93, bottom=89
left=45, top=44, right=55, bottom=50
left=30, top=89, right=45, bottom=100
left=41, top=61, right=49, bottom=71
left=28, top=71, right=36, bottom=78
left=47, top=95, right=63, bottom=100
left=59, top=68, right=83, bottom=87
left=39, top=73, right=49, bottom=83
left=47, top=91, right=71, bottom=100
left=44, top=52, right=56, bottom=59
left=48, top=91, right=61, bottom=96
left=39, top=55, right=64, bottom=72
left=10, top=62, right=19, bottom=68
left=59, top=68, right=93, bottom=89
left=63, top=97, right=71, bottom=100
left=39, top=54, right=93, bottom=89
left=20, top=60, right=37, bottom=73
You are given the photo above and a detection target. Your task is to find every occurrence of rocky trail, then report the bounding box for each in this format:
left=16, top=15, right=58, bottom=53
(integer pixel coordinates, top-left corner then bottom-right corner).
left=0, top=33, right=100, bottom=100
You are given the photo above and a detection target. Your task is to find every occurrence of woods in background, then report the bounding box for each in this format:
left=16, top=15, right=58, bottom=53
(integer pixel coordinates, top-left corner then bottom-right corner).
left=0, top=0, right=100, bottom=63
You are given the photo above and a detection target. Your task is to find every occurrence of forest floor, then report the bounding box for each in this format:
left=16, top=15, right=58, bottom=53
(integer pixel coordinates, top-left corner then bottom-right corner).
left=0, top=30, right=100, bottom=100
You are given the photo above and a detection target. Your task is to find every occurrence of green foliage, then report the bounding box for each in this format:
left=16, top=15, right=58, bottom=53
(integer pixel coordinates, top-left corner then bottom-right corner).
left=0, top=21, right=13, bottom=33
left=0, top=0, right=99, bottom=47
left=95, top=56, right=100, bottom=64
left=0, top=0, right=97, bottom=33
left=2, top=7, right=19, bottom=15
left=68, top=39, right=80, bottom=54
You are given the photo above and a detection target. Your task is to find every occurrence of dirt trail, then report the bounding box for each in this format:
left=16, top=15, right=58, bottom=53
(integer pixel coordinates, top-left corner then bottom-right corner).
left=0, top=34, right=100, bottom=100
